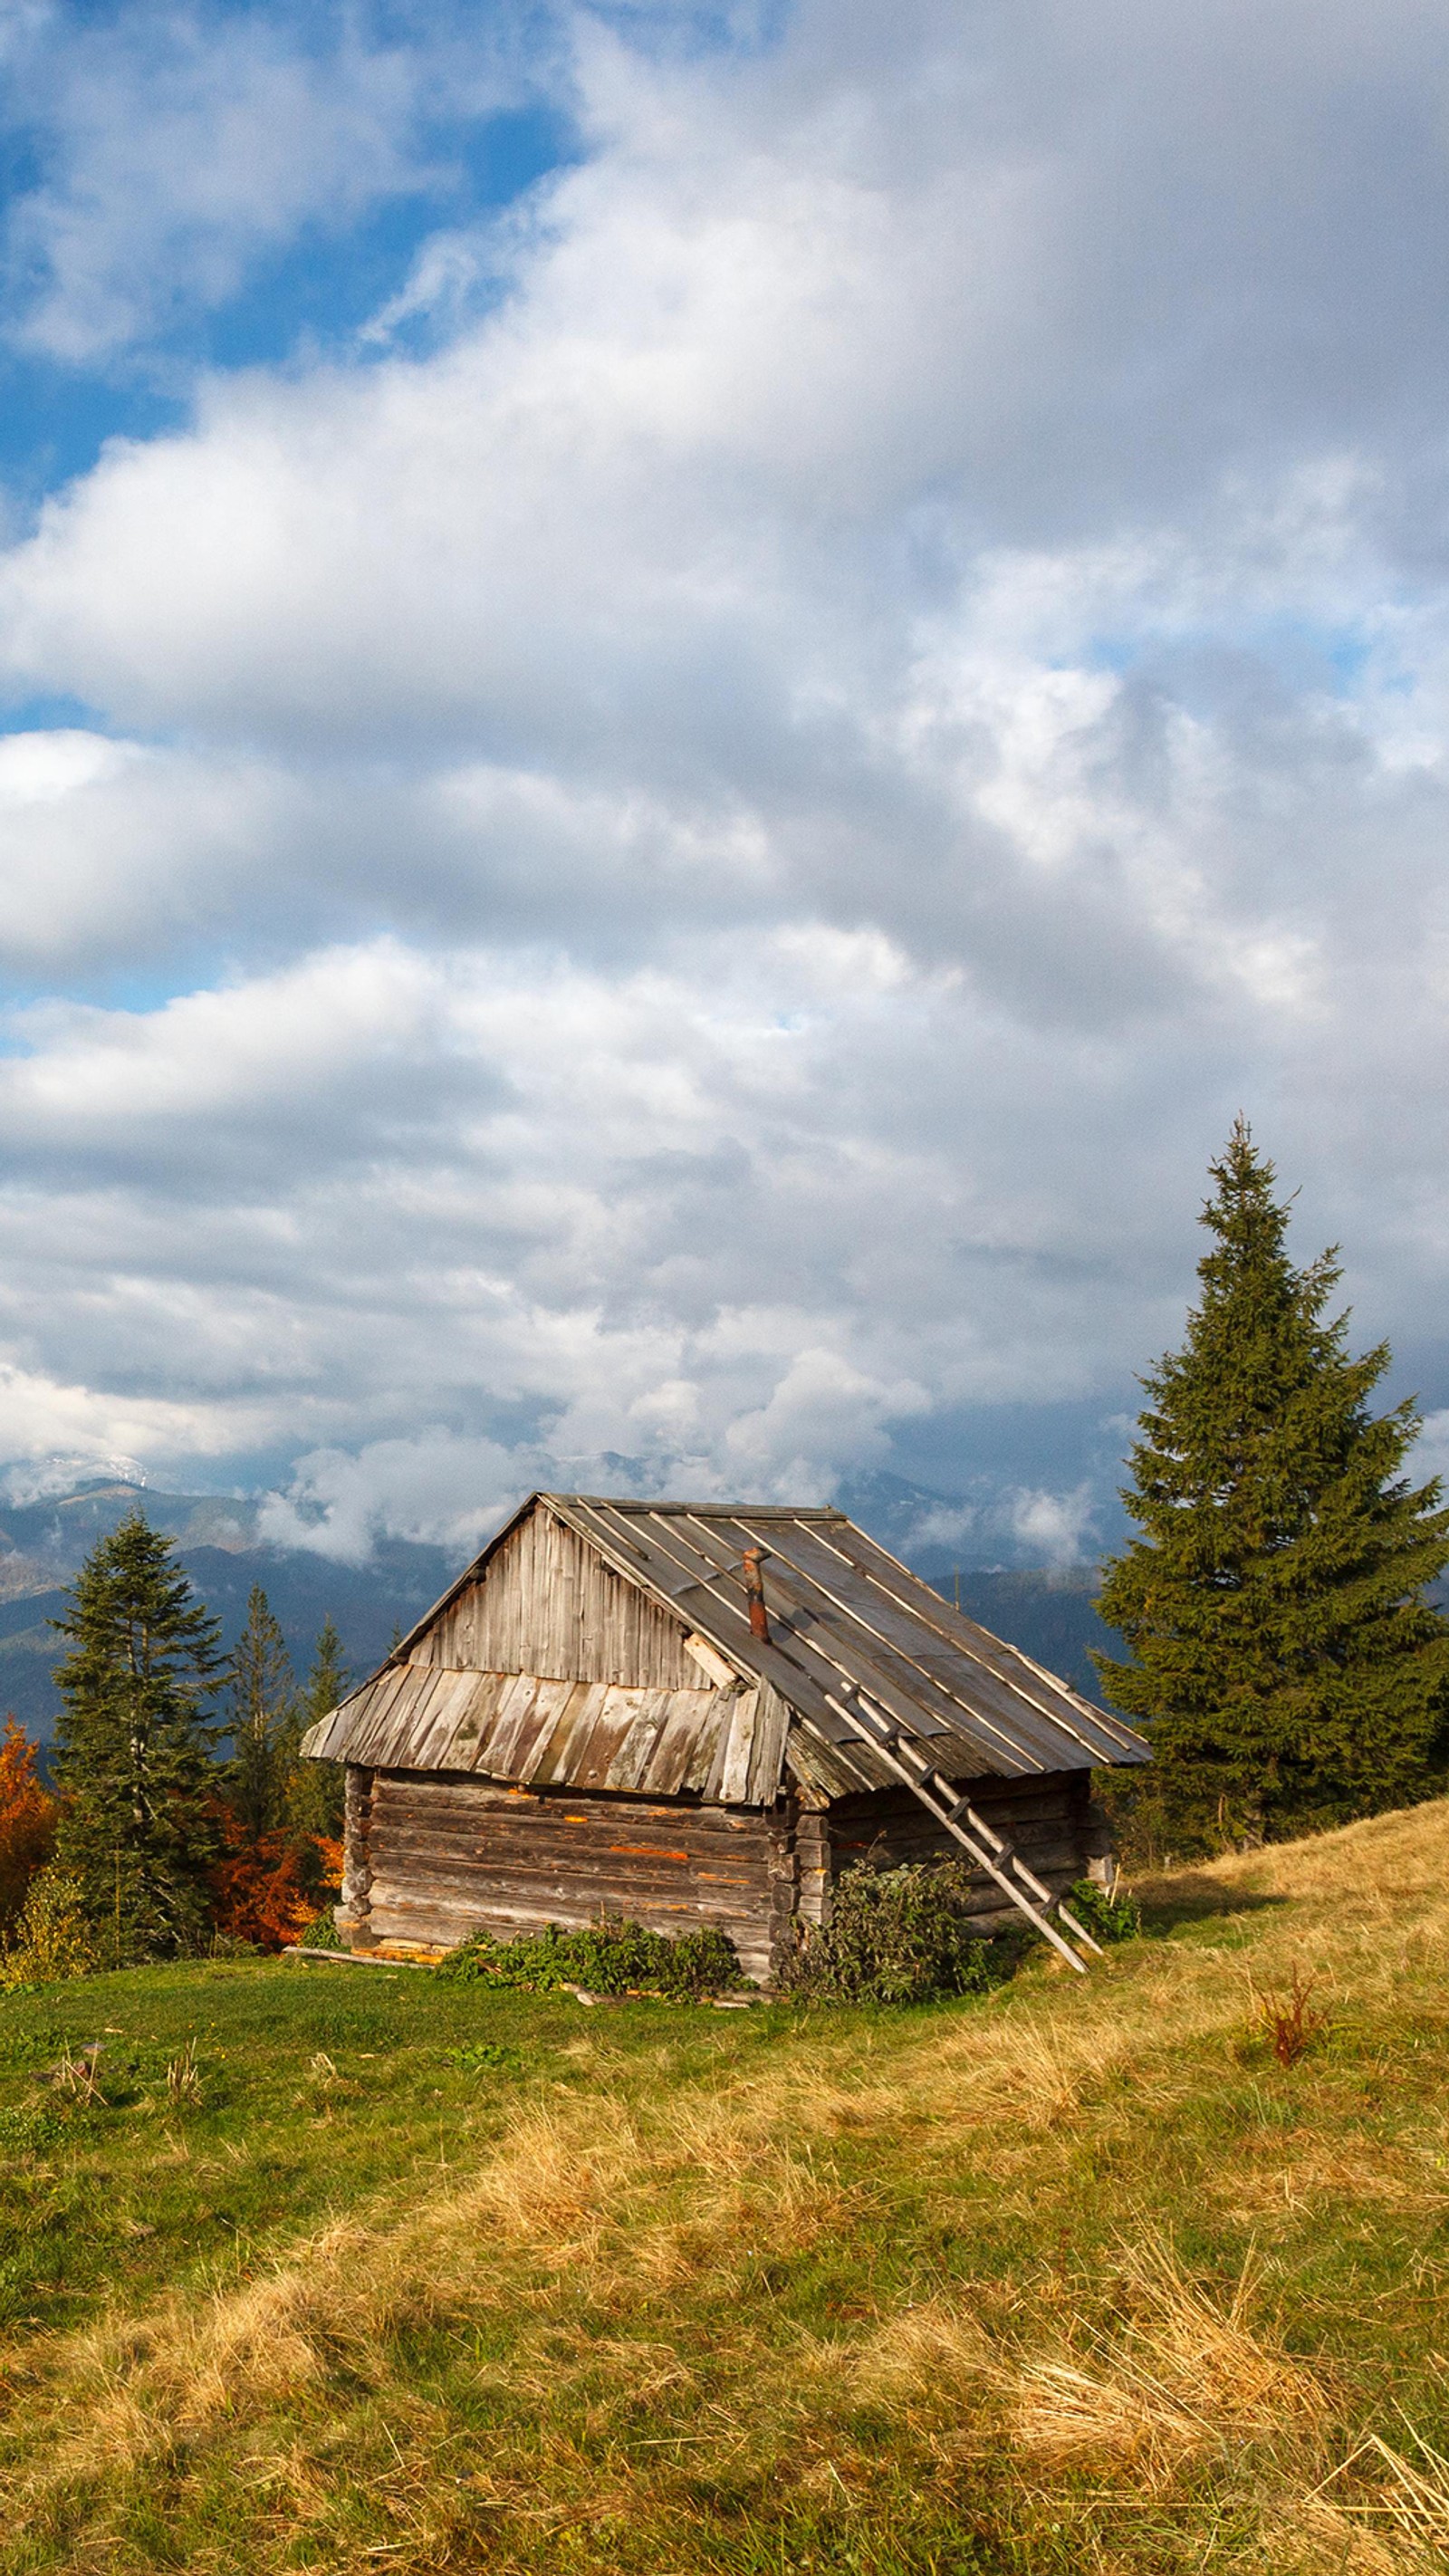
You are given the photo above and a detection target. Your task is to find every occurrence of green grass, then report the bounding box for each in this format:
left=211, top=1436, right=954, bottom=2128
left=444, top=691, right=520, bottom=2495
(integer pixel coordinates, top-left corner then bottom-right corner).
left=4, top=1805, right=1449, bottom=2571
left=0, top=1958, right=613, bottom=2337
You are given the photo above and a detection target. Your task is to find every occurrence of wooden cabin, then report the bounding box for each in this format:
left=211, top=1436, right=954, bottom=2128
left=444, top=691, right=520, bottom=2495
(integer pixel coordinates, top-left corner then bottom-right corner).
left=302, top=1493, right=1149, bottom=1981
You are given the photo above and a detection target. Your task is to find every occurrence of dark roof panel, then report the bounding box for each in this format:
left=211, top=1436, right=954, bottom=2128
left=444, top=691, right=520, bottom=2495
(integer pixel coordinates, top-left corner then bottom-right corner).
left=302, top=1492, right=1149, bottom=1796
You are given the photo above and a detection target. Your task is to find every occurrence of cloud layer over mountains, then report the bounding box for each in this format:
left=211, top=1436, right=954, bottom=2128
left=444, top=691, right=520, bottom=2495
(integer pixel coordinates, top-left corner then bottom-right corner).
left=0, top=0, right=1446, bottom=1562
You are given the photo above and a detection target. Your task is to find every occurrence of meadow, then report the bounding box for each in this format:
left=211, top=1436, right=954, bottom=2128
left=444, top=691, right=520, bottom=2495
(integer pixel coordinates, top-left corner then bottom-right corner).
left=2, top=1803, right=1449, bottom=2573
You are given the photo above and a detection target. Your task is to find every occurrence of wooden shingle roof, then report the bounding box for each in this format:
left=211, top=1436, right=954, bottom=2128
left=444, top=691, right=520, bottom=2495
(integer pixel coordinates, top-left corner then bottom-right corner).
left=303, top=1493, right=1147, bottom=1802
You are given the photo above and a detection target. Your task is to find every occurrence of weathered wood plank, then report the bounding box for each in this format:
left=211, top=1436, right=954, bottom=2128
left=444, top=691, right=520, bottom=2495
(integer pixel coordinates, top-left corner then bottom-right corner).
left=602, top=1690, right=675, bottom=1793
left=718, top=1687, right=759, bottom=1806
left=331, top=1668, right=748, bottom=1805
left=420, top=1506, right=703, bottom=1687
left=818, top=1773, right=1092, bottom=1918
left=746, top=1679, right=791, bottom=1809
left=364, top=1771, right=779, bottom=1978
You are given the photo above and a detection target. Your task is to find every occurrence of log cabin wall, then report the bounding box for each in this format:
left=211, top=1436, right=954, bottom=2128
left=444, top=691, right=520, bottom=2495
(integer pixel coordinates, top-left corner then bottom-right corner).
left=411, top=1510, right=701, bottom=1687
left=337, top=1761, right=375, bottom=1944
left=363, top=1770, right=784, bottom=1981
left=350, top=1764, right=1095, bottom=1976
left=822, top=1771, right=1092, bottom=1932
left=793, top=1806, right=831, bottom=1929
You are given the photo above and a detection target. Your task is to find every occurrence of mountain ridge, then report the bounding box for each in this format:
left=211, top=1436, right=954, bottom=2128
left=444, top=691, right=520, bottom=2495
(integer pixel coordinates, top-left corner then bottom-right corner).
left=0, top=1470, right=1122, bottom=1738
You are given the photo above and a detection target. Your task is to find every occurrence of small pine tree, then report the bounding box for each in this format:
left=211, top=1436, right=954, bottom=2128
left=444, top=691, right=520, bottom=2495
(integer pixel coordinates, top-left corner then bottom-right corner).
left=282, top=1616, right=349, bottom=1844
left=304, top=1614, right=350, bottom=1729
left=206, top=1598, right=352, bottom=1944
left=51, top=1516, right=224, bottom=1958
left=226, top=1585, right=296, bottom=1839
left=1095, top=1122, right=1449, bottom=1848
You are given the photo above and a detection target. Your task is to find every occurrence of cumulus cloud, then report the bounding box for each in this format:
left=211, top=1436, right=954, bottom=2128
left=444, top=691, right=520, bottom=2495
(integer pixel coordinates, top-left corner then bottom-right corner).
left=0, top=1, right=536, bottom=363
left=0, top=925, right=1184, bottom=1521
left=258, top=1433, right=532, bottom=1563
left=1007, top=1485, right=1099, bottom=1572
left=0, top=0, right=1445, bottom=1553
left=0, top=1358, right=257, bottom=1477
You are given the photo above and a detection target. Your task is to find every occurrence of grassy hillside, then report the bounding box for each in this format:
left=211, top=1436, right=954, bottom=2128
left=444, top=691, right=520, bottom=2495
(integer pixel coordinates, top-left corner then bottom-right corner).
left=4, top=1808, right=1449, bottom=2572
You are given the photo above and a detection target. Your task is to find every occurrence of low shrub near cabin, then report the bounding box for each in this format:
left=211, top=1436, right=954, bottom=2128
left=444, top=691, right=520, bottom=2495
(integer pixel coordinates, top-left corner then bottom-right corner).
left=435, top=1916, right=747, bottom=1999
left=782, top=1860, right=1006, bottom=2005
left=207, top=1812, right=345, bottom=1954
left=1064, top=1876, right=1141, bottom=1943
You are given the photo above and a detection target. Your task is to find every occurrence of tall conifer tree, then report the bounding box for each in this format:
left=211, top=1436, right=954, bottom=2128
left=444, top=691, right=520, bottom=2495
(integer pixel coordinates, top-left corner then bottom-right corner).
left=226, top=1584, right=296, bottom=1839
left=282, top=1617, right=349, bottom=1841
left=1095, top=1122, right=1449, bottom=1845
left=52, top=1515, right=224, bottom=1956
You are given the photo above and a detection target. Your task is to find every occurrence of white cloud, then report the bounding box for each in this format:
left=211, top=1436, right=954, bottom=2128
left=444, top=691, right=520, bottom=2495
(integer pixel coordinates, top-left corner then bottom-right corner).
left=258, top=1433, right=530, bottom=1564
left=723, top=1348, right=931, bottom=1495
left=1008, top=1485, right=1098, bottom=1571
left=0, top=0, right=1446, bottom=1550
left=0, top=930, right=1179, bottom=1503
left=0, top=1451, right=147, bottom=1507
left=8, top=0, right=1448, bottom=755
left=904, top=1503, right=979, bottom=1553
left=0, top=1358, right=259, bottom=1475
left=2, top=4, right=533, bottom=362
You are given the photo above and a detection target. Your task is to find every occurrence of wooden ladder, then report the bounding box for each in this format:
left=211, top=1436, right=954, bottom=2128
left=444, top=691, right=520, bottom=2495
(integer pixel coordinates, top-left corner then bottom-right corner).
left=813, top=1681, right=1101, bottom=1974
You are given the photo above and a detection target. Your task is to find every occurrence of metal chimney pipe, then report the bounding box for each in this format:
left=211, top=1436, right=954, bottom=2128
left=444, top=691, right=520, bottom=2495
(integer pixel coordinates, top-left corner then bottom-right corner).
left=741, top=1547, right=771, bottom=1643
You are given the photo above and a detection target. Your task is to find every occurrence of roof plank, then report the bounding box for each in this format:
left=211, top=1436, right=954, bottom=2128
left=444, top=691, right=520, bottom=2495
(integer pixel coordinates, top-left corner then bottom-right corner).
left=301, top=1492, right=1150, bottom=1795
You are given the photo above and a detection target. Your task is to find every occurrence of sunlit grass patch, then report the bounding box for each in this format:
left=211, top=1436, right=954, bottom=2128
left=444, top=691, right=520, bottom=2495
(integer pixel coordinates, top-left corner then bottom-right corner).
left=3, top=1801, right=1449, bottom=2567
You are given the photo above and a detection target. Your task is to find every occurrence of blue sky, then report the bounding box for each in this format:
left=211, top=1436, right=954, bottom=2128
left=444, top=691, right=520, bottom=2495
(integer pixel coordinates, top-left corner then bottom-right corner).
left=0, top=0, right=1447, bottom=1566
left=0, top=5, right=581, bottom=496
left=0, top=99, right=575, bottom=498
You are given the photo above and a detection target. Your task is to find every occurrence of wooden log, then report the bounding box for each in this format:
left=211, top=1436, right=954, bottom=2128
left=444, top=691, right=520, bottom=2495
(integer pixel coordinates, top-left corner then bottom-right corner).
left=820, top=1770, right=1093, bottom=1917
left=338, top=1763, right=376, bottom=1950
left=767, top=1797, right=801, bottom=1980
left=362, top=1765, right=780, bottom=1979
left=286, top=1946, right=426, bottom=1969
left=793, top=1808, right=830, bottom=1927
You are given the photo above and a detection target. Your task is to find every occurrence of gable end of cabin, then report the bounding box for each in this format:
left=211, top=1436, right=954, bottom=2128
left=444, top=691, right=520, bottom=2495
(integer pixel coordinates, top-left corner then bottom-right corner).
left=408, top=1502, right=705, bottom=1690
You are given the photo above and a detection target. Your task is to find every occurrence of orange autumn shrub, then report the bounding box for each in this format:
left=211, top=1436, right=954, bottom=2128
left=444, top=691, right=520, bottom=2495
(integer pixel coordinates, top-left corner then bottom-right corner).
left=0, top=1717, right=58, bottom=1935
left=207, top=1811, right=342, bottom=1952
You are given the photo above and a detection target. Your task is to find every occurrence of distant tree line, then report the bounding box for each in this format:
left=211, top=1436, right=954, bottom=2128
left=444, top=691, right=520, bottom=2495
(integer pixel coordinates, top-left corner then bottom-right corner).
left=1095, top=1120, right=1449, bottom=1861
left=0, top=1522, right=349, bottom=1974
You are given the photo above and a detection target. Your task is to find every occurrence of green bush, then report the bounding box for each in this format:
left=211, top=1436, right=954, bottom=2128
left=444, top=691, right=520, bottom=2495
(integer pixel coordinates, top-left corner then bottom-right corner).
left=435, top=1917, right=746, bottom=2000
left=782, top=1861, right=1005, bottom=2005
left=1063, top=1877, right=1141, bottom=1943
left=0, top=1869, right=97, bottom=1989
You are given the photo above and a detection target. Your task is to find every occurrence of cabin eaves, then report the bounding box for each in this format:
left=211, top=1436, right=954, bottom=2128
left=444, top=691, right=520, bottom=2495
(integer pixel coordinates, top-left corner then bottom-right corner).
left=302, top=1492, right=1148, bottom=1804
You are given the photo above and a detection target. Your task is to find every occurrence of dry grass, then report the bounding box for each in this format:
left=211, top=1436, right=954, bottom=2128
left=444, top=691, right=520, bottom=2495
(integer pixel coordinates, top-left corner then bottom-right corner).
left=1004, top=2236, right=1328, bottom=2485
left=4, top=1798, right=1449, bottom=2570
left=1366, top=2427, right=1449, bottom=2558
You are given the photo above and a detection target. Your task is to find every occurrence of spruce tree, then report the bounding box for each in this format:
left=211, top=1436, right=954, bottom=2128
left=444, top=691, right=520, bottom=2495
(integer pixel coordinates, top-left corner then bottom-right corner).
left=282, top=1617, right=349, bottom=1843
left=303, top=1614, right=350, bottom=1726
left=1095, top=1122, right=1449, bottom=1847
left=52, top=1515, right=224, bottom=1957
left=226, top=1584, right=296, bottom=1839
